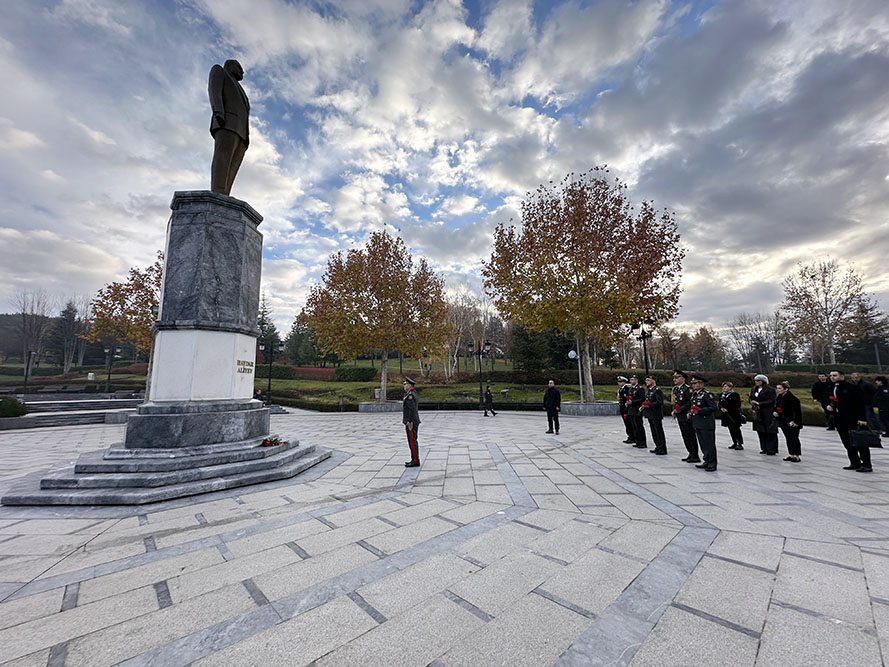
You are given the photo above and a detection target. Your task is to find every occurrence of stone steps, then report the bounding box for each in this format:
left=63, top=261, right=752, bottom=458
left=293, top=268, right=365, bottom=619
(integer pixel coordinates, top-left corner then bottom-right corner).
left=25, top=399, right=143, bottom=413
left=44, top=442, right=314, bottom=488
left=75, top=439, right=301, bottom=473
left=1, top=447, right=331, bottom=505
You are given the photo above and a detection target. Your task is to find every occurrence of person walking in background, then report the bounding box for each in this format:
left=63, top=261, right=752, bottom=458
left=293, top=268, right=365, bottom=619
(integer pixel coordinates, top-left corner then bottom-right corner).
left=874, top=376, right=889, bottom=437
left=811, top=372, right=835, bottom=430
left=402, top=377, right=421, bottom=467
left=627, top=376, right=648, bottom=449
left=671, top=370, right=700, bottom=462
left=851, top=372, right=879, bottom=430
left=719, top=381, right=745, bottom=450
left=543, top=379, right=561, bottom=435
left=642, top=375, right=667, bottom=455
left=827, top=370, right=872, bottom=472
left=774, top=381, right=803, bottom=462
left=690, top=375, right=718, bottom=471
left=617, top=376, right=635, bottom=444
left=484, top=385, right=497, bottom=417
left=750, top=374, right=779, bottom=456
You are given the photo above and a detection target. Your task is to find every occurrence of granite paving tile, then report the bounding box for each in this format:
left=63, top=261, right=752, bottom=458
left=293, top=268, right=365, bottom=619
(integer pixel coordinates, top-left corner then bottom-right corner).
left=773, top=554, right=873, bottom=626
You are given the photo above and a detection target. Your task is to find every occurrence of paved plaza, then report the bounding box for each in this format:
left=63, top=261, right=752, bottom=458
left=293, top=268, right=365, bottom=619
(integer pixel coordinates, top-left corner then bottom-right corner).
left=0, top=410, right=887, bottom=666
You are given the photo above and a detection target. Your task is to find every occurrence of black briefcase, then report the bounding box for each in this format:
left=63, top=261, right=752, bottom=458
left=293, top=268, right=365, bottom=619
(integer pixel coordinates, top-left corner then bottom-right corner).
left=850, top=428, right=883, bottom=449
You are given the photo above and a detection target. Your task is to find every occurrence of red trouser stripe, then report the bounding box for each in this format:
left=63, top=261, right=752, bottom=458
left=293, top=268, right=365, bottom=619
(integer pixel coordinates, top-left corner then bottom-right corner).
left=408, top=427, right=418, bottom=462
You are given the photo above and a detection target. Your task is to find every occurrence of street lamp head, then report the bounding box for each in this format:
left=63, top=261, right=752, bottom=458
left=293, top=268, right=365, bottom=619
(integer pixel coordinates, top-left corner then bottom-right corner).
left=483, top=340, right=491, bottom=353
left=467, top=342, right=474, bottom=353
left=258, top=344, right=266, bottom=352
left=568, top=350, right=577, bottom=359
left=277, top=343, right=285, bottom=352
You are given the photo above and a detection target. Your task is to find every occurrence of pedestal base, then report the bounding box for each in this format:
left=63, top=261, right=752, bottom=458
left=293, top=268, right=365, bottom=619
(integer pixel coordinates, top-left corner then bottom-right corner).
left=124, top=400, right=270, bottom=449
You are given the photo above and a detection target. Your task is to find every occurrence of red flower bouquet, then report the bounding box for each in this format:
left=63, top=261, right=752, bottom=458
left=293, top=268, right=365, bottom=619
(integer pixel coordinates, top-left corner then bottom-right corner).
left=776, top=407, right=783, bottom=413
left=642, top=401, right=650, bottom=407
left=261, top=436, right=286, bottom=447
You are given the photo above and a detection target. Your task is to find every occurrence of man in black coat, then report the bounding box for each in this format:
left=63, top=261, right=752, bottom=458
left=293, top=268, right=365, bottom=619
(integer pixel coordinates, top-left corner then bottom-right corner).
left=617, top=376, right=635, bottom=443
left=690, top=375, right=718, bottom=471
left=827, top=370, right=871, bottom=472
left=851, top=372, right=879, bottom=430
left=402, top=377, right=421, bottom=467
left=643, top=376, right=667, bottom=455
left=484, top=385, right=497, bottom=417
left=671, top=370, right=700, bottom=462
left=543, top=380, right=561, bottom=434
left=626, top=376, right=648, bottom=449
left=811, top=372, right=835, bottom=430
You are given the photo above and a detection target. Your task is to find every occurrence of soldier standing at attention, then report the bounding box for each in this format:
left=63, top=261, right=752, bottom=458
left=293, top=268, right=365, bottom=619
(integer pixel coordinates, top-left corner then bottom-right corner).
left=402, top=377, right=421, bottom=467
left=544, top=380, right=561, bottom=434
left=690, top=375, right=718, bottom=471
left=642, top=376, right=667, bottom=455
left=617, top=376, right=635, bottom=444
left=627, top=376, right=648, bottom=449
left=671, top=371, right=700, bottom=462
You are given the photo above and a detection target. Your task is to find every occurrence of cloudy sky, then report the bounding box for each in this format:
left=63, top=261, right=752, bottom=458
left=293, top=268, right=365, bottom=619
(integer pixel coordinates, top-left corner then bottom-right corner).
left=3, top=0, right=888, bottom=333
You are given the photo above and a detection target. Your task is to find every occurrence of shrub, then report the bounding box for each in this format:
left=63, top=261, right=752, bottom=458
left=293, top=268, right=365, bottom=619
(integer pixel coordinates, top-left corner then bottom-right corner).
left=292, top=367, right=335, bottom=381
left=0, top=397, right=28, bottom=418
left=255, top=363, right=296, bottom=379
left=334, top=367, right=378, bottom=382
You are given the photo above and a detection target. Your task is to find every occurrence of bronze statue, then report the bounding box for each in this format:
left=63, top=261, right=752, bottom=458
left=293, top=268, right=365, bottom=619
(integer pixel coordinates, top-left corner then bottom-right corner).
left=208, top=59, right=249, bottom=196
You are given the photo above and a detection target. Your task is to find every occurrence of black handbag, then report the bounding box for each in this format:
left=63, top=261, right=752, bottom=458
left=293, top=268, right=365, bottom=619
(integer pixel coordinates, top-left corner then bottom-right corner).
left=850, top=427, right=883, bottom=449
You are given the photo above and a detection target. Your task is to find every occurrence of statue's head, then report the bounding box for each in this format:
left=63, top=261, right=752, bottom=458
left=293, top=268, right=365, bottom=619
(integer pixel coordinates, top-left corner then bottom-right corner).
left=224, top=59, right=244, bottom=81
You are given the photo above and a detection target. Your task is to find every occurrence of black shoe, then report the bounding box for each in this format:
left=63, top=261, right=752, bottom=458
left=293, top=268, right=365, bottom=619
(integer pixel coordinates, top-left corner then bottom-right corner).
left=882, top=432, right=888, bottom=437
left=695, top=463, right=708, bottom=469
left=736, top=445, right=744, bottom=450
left=650, top=449, right=657, bottom=453
left=633, top=444, right=647, bottom=448
left=623, top=439, right=635, bottom=444
left=728, top=444, right=737, bottom=450
left=545, top=430, right=554, bottom=434
left=492, top=412, right=497, bottom=416
left=766, top=452, right=776, bottom=456
left=783, top=456, right=794, bottom=461
left=843, top=464, right=862, bottom=470
left=681, top=456, right=689, bottom=461
left=654, top=450, right=668, bottom=455
left=685, top=458, right=702, bottom=463
left=858, top=467, right=873, bottom=473
left=555, top=431, right=559, bottom=435
left=404, top=461, right=420, bottom=467
left=705, top=466, right=717, bottom=472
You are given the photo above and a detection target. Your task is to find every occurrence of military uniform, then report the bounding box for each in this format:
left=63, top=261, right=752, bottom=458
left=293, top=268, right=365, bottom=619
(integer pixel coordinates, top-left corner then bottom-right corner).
left=671, top=372, right=700, bottom=462
left=617, top=379, right=634, bottom=443
left=626, top=381, right=647, bottom=448
left=402, top=378, right=421, bottom=467
left=642, top=384, right=667, bottom=455
left=690, top=379, right=718, bottom=471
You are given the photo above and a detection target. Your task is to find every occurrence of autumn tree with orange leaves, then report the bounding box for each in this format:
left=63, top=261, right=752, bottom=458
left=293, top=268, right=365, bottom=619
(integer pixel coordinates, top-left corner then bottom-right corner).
left=482, top=167, right=684, bottom=400
left=300, top=231, right=448, bottom=401
left=83, top=252, right=164, bottom=354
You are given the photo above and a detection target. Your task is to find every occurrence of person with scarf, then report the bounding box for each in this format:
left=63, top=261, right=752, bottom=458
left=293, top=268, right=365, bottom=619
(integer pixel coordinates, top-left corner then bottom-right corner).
left=774, top=381, right=803, bottom=462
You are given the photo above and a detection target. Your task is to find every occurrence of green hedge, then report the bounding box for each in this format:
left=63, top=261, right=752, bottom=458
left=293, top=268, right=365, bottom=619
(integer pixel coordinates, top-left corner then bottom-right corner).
left=255, top=363, right=296, bottom=379
left=0, top=397, right=28, bottom=417
left=334, top=367, right=378, bottom=382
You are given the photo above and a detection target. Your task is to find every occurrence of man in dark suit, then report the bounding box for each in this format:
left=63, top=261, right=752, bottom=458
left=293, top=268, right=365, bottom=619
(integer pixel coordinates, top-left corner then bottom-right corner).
left=690, top=375, right=718, bottom=471
left=543, top=380, right=561, bottom=434
left=626, top=376, right=647, bottom=449
left=208, top=59, right=250, bottom=195
left=643, top=376, right=667, bottom=455
left=827, top=370, right=871, bottom=472
left=811, top=372, right=835, bottom=430
left=402, top=377, right=421, bottom=467
left=851, top=372, right=879, bottom=430
left=671, top=370, right=700, bottom=462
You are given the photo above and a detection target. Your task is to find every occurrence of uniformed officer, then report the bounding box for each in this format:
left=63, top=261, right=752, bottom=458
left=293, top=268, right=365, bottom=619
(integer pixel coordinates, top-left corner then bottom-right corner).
left=617, top=376, right=635, bottom=443
left=402, top=377, right=421, bottom=467
left=671, top=370, right=701, bottom=463
left=626, top=376, right=647, bottom=448
left=642, top=375, right=667, bottom=455
left=689, top=375, right=718, bottom=471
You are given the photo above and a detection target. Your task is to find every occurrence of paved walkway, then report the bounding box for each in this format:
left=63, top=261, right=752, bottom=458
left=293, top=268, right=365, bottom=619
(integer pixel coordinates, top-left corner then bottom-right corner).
left=0, top=411, right=887, bottom=666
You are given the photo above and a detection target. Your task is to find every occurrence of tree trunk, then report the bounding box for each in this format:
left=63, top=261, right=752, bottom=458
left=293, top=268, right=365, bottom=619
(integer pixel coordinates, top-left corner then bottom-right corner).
left=379, top=351, right=388, bottom=402
left=582, top=335, right=595, bottom=401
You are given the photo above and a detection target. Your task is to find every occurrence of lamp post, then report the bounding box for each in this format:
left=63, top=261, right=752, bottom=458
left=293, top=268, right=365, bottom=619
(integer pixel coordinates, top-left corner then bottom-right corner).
left=103, top=345, right=121, bottom=393
left=631, top=319, right=655, bottom=376
left=258, top=340, right=285, bottom=405
left=467, top=340, right=490, bottom=409
left=569, top=344, right=584, bottom=403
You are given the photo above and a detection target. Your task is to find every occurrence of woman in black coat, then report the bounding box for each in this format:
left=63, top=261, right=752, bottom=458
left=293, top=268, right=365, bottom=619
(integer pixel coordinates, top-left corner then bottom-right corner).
left=719, top=382, right=745, bottom=450
left=750, top=374, right=779, bottom=455
left=774, top=381, right=803, bottom=462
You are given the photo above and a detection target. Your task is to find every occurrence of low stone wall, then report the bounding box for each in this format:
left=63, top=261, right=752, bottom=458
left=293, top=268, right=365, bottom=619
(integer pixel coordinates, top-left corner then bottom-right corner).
left=358, top=401, right=402, bottom=413
left=561, top=401, right=621, bottom=416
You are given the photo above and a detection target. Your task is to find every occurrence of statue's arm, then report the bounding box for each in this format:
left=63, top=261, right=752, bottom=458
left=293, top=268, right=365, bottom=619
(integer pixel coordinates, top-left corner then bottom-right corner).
left=208, top=65, right=226, bottom=126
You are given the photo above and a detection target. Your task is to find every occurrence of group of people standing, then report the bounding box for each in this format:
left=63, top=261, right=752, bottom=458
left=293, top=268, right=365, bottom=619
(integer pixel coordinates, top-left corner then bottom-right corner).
left=618, top=369, right=883, bottom=472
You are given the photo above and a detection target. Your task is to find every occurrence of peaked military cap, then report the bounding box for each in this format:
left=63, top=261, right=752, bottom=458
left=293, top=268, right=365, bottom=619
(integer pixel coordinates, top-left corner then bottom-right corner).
left=672, top=370, right=688, bottom=380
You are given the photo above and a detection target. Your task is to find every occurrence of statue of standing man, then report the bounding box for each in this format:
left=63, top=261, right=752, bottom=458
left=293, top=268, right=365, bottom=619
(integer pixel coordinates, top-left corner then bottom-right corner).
left=208, top=59, right=249, bottom=196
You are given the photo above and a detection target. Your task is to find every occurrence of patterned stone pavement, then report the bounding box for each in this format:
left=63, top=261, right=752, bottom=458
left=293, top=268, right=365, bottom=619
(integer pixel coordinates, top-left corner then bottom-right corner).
left=0, top=410, right=887, bottom=666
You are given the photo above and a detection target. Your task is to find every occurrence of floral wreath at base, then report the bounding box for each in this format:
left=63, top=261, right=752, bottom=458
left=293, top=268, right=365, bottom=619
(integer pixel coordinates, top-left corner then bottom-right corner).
left=261, top=436, right=287, bottom=447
